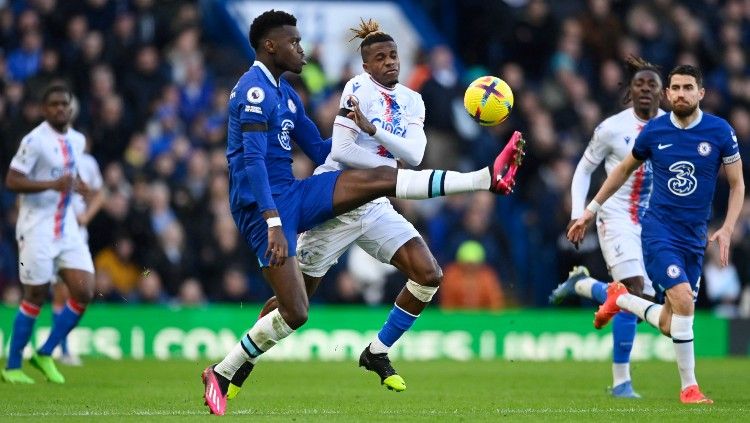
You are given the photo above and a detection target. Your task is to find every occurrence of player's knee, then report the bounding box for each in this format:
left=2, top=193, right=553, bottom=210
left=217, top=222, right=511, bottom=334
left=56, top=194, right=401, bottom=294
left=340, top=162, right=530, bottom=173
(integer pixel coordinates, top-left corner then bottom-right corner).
left=279, top=307, right=308, bottom=330
left=419, top=264, right=443, bottom=288
left=23, top=286, right=47, bottom=306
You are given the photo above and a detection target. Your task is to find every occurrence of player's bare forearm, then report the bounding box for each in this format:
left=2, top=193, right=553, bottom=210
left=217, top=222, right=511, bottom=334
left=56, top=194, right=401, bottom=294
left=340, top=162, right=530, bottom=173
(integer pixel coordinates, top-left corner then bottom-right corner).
left=5, top=169, right=66, bottom=193
left=721, top=160, right=744, bottom=232
left=78, top=189, right=106, bottom=226
left=592, top=152, right=642, bottom=206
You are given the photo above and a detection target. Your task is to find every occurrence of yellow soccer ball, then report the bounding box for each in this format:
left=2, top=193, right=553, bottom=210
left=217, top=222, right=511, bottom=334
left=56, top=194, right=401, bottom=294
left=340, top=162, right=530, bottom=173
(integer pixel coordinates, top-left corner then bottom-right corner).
left=463, top=76, right=514, bottom=126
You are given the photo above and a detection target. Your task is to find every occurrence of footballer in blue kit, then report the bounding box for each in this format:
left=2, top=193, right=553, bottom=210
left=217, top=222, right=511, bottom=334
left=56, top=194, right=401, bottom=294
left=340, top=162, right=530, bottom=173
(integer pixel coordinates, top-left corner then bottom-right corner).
left=201, top=10, right=527, bottom=415
left=569, top=65, right=744, bottom=404
left=227, top=57, right=338, bottom=267
left=633, top=108, right=740, bottom=298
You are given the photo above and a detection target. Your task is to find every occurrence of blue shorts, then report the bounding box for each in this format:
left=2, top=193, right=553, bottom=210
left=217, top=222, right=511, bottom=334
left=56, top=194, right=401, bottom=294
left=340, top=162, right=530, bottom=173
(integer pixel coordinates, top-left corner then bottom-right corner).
left=232, top=171, right=342, bottom=267
left=642, top=237, right=704, bottom=303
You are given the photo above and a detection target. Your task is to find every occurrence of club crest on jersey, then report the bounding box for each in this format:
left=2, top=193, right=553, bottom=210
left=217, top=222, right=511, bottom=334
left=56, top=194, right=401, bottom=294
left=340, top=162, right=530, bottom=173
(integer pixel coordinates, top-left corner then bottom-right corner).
left=247, top=87, right=265, bottom=104
left=697, top=142, right=711, bottom=156
left=667, top=265, right=681, bottom=279
left=278, top=119, right=294, bottom=150
left=624, top=136, right=631, bottom=145
left=287, top=98, right=296, bottom=113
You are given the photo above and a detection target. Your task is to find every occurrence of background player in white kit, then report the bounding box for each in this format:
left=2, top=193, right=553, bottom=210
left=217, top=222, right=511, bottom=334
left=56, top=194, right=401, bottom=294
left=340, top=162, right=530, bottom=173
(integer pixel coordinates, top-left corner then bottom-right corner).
left=1, top=85, right=95, bottom=384
left=549, top=57, right=664, bottom=398
left=51, top=139, right=104, bottom=366
left=224, top=19, right=520, bottom=398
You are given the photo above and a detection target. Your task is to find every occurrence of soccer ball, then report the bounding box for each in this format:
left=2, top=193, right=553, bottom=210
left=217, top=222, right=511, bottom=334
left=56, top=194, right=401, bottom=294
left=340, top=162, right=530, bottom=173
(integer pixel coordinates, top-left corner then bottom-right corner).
left=463, top=76, right=514, bottom=126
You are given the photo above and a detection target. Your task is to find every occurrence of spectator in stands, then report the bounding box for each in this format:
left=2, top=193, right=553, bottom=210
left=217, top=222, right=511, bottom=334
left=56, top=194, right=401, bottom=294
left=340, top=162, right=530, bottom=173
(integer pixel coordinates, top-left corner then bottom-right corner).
left=440, top=241, right=506, bottom=310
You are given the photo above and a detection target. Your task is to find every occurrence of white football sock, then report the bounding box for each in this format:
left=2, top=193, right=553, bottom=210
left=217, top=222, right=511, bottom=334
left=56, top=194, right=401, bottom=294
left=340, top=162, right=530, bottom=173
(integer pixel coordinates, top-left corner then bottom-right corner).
left=395, top=168, right=490, bottom=199
left=671, top=314, right=697, bottom=390
left=612, top=362, right=631, bottom=387
left=573, top=277, right=599, bottom=299
left=214, top=309, right=294, bottom=380
left=616, top=293, right=662, bottom=329
left=369, top=337, right=390, bottom=354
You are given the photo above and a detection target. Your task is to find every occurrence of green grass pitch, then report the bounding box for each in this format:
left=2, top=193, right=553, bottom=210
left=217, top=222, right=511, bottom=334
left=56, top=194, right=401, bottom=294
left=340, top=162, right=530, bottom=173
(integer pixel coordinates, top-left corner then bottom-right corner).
left=1, top=358, right=747, bottom=421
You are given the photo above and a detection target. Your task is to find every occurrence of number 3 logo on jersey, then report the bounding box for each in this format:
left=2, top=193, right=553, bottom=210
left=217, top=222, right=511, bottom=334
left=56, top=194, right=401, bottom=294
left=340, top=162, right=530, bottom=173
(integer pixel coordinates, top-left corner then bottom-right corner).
left=667, top=161, right=697, bottom=196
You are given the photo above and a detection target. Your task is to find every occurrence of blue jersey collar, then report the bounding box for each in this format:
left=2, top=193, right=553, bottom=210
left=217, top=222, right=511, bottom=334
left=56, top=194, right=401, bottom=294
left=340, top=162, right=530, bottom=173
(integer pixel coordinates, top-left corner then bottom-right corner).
left=669, top=108, right=703, bottom=130
left=252, top=61, right=278, bottom=87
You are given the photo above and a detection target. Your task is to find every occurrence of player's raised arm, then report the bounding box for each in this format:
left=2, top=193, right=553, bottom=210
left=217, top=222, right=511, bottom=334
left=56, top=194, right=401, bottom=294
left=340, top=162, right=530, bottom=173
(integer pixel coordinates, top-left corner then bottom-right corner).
left=330, top=105, right=397, bottom=169
left=568, top=151, right=643, bottom=244
left=350, top=101, right=426, bottom=166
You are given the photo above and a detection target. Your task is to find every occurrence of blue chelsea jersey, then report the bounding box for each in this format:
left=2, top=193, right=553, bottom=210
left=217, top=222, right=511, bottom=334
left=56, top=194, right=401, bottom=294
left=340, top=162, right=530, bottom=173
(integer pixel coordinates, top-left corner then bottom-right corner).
left=632, top=110, right=740, bottom=246
left=226, top=61, right=330, bottom=212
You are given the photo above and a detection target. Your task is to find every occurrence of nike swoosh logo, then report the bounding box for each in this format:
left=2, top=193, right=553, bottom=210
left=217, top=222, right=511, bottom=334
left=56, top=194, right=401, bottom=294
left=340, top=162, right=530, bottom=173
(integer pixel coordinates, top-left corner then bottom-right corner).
left=657, top=143, right=673, bottom=150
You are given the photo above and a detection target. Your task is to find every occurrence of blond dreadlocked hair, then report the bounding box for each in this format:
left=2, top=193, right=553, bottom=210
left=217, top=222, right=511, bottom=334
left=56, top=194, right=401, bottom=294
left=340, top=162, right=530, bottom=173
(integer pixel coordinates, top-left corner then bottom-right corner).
left=349, top=18, right=394, bottom=60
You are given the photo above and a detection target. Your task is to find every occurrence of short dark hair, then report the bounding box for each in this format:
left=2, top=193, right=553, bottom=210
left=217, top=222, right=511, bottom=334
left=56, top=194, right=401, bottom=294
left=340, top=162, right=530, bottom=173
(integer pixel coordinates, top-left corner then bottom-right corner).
left=668, top=64, right=703, bottom=87
left=249, top=10, right=296, bottom=50
left=622, top=55, right=661, bottom=104
left=42, top=84, right=72, bottom=103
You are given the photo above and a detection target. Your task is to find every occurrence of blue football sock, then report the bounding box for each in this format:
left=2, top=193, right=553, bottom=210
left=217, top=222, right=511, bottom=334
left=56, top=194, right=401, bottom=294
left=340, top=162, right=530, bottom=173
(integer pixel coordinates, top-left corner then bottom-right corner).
left=52, top=308, right=69, bottom=355
left=7, top=302, right=40, bottom=369
left=377, top=305, right=418, bottom=347
left=612, top=311, right=637, bottom=363
left=591, top=282, right=609, bottom=305
left=38, top=300, right=85, bottom=356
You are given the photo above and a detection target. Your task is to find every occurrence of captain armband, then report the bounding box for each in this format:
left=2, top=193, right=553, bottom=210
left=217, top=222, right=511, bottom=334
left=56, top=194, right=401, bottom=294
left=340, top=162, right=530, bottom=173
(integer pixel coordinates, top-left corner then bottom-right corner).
left=723, top=152, right=740, bottom=165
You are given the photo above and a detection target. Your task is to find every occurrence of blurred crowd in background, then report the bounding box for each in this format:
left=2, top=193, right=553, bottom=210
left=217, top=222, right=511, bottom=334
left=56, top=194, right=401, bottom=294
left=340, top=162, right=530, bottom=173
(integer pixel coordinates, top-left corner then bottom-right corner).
left=0, top=0, right=749, bottom=316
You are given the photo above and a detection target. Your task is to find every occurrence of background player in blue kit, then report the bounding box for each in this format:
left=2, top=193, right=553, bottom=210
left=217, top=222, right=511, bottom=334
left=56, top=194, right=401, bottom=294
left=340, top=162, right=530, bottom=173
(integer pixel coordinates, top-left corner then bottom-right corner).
left=568, top=65, right=744, bottom=404
left=200, top=10, right=525, bottom=415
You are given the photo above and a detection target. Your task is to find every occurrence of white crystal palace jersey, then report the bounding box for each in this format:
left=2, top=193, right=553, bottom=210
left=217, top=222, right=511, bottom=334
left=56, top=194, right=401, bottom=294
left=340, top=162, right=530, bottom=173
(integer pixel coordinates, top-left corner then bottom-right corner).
left=316, top=72, right=426, bottom=174
left=582, top=107, right=666, bottom=224
left=9, top=121, right=86, bottom=240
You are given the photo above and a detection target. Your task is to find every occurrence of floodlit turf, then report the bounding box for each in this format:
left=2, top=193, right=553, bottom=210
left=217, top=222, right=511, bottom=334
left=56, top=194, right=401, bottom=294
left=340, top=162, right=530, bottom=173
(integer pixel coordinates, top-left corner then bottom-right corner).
left=0, top=358, right=747, bottom=421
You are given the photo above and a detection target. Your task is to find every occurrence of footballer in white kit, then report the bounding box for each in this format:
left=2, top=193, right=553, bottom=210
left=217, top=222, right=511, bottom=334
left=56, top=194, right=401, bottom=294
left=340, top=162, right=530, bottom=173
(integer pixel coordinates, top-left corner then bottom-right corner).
left=3, top=85, right=96, bottom=385
left=571, top=107, right=665, bottom=295
left=11, top=122, right=95, bottom=285
left=296, top=70, right=425, bottom=276
left=550, top=59, right=665, bottom=399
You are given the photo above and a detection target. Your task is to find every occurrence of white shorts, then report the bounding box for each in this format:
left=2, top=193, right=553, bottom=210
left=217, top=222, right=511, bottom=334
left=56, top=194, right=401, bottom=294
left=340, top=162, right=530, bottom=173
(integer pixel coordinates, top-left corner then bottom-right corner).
left=297, top=200, right=420, bottom=277
left=596, top=216, right=655, bottom=296
left=17, top=232, right=94, bottom=286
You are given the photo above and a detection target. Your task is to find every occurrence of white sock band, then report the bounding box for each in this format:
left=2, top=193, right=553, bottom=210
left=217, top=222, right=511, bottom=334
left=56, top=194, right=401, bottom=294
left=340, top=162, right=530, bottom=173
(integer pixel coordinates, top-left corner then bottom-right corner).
left=406, top=279, right=439, bottom=303
left=396, top=169, right=432, bottom=199
left=616, top=293, right=662, bottom=329
left=574, top=277, right=598, bottom=299
left=395, top=168, right=491, bottom=199
left=671, top=314, right=697, bottom=389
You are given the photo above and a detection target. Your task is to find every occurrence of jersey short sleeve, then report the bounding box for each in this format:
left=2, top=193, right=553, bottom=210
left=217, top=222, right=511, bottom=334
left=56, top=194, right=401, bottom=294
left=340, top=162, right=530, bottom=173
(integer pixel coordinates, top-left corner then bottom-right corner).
left=239, top=84, right=272, bottom=124
left=408, top=95, right=426, bottom=127
left=631, top=122, right=654, bottom=160
left=582, top=123, right=611, bottom=165
left=339, top=77, right=367, bottom=111
left=9, top=135, right=39, bottom=175
left=720, top=123, right=741, bottom=165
